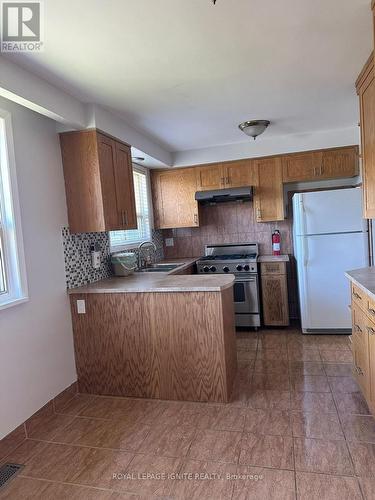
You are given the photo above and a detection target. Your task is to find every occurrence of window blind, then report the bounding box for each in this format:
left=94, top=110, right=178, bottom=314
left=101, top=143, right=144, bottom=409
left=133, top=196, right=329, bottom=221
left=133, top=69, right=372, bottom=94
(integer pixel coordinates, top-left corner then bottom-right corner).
left=110, top=168, right=151, bottom=248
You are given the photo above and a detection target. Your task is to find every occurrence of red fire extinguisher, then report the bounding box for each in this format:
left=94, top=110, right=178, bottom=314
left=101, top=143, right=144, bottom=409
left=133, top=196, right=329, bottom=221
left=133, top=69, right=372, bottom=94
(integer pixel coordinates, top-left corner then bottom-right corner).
left=272, top=230, right=281, bottom=256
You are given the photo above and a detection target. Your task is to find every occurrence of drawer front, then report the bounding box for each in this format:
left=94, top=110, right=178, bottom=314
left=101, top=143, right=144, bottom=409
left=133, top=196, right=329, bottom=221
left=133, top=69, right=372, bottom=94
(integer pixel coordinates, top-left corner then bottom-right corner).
left=352, top=283, right=366, bottom=311
left=261, top=262, right=286, bottom=275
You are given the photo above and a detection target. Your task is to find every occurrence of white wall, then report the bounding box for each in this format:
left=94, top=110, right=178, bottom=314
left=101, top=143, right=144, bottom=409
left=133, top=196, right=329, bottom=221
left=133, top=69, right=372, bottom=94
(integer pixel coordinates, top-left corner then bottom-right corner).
left=173, top=126, right=359, bottom=167
left=0, top=96, right=76, bottom=439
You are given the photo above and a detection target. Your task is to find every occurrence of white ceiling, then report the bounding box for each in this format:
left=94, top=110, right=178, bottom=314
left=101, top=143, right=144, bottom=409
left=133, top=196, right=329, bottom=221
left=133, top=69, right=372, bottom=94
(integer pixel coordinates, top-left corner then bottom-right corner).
left=5, top=0, right=373, bottom=153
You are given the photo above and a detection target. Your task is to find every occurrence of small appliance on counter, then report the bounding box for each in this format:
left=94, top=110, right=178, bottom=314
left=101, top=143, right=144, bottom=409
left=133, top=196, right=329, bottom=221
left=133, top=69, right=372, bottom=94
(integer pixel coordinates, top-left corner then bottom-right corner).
left=111, top=252, right=137, bottom=277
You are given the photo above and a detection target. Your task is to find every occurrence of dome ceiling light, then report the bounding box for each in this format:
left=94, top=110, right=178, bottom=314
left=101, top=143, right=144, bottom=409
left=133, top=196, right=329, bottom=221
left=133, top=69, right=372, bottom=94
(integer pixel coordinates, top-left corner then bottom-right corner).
left=238, top=120, right=270, bottom=140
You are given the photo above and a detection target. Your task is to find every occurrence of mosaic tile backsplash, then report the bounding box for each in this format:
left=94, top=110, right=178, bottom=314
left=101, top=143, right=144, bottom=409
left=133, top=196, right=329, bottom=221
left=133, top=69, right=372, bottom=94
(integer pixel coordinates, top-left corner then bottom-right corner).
left=62, top=227, right=164, bottom=289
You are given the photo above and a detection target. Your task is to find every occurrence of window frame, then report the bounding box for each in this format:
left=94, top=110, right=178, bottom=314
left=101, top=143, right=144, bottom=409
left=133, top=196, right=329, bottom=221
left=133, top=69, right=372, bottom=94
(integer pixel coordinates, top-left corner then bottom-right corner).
left=0, top=109, right=28, bottom=311
left=109, top=164, right=154, bottom=252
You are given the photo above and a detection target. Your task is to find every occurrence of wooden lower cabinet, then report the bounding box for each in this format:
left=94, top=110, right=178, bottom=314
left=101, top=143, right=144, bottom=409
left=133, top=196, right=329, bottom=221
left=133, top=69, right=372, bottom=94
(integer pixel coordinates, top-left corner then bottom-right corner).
left=261, top=262, right=289, bottom=326
left=352, top=303, right=370, bottom=399
left=69, top=288, right=237, bottom=403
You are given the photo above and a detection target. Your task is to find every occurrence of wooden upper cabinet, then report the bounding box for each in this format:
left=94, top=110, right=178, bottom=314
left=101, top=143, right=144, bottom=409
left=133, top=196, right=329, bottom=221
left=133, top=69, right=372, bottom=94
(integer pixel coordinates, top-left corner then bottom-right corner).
left=320, top=146, right=359, bottom=180
left=282, top=147, right=358, bottom=183
left=152, top=168, right=199, bottom=229
left=178, top=168, right=200, bottom=227
left=196, top=164, right=224, bottom=191
left=60, top=129, right=137, bottom=233
left=254, top=157, right=285, bottom=222
left=224, top=159, right=256, bottom=188
left=357, top=54, right=375, bottom=219
left=282, top=151, right=323, bottom=182
left=114, top=141, right=137, bottom=229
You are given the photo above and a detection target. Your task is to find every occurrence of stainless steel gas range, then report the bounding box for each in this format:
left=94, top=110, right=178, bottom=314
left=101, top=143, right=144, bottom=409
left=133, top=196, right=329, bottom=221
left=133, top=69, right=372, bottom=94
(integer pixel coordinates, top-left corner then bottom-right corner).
left=197, top=243, right=260, bottom=328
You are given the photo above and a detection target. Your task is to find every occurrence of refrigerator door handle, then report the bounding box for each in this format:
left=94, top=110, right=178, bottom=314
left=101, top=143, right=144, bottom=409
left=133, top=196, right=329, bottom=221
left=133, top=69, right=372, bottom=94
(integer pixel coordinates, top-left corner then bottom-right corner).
left=300, top=196, right=309, bottom=266
left=303, top=236, right=309, bottom=267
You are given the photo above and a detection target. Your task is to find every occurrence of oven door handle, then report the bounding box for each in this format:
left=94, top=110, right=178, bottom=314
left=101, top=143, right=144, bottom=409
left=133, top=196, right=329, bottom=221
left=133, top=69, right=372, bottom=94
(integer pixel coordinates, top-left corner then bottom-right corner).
left=235, top=277, right=257, bottom=282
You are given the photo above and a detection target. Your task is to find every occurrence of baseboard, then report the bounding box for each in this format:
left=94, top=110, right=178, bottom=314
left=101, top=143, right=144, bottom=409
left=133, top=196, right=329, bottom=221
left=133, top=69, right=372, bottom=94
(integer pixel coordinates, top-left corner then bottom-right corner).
left=0, top=381, right=78, bottom=462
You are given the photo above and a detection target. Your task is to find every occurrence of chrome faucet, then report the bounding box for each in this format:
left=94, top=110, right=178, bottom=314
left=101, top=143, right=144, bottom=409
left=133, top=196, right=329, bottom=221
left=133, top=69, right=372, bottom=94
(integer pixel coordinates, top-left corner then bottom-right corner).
left=138, top=240, right=157, bottom=269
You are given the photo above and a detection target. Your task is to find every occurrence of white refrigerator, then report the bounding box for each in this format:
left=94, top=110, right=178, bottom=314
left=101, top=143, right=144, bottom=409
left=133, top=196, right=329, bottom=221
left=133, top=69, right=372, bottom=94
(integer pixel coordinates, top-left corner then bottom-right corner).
left=293, top=187, right=369, bottom=334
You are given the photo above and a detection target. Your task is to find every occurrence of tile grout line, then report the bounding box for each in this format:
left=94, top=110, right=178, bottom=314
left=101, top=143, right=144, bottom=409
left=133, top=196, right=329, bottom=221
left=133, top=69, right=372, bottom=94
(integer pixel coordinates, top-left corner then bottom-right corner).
left=330, top=381, right=365, bottom=500
left=286, top=334, right=299, bottom=500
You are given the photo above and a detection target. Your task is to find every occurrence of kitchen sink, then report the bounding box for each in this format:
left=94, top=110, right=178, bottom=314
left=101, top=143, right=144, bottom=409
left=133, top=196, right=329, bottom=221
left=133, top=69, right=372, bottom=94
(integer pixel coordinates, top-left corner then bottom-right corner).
left=135, top=263, right=184, bottom=273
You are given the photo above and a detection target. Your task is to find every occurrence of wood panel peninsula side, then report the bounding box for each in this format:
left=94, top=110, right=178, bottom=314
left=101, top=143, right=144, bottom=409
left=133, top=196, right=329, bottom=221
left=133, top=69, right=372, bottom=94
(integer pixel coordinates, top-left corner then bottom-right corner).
left=68, top=267, right=237, bottom=403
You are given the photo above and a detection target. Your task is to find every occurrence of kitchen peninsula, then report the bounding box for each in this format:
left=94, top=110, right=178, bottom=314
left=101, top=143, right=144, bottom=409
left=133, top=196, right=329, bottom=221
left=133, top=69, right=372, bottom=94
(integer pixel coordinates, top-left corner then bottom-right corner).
left=68, top=260, right=237, bottom=403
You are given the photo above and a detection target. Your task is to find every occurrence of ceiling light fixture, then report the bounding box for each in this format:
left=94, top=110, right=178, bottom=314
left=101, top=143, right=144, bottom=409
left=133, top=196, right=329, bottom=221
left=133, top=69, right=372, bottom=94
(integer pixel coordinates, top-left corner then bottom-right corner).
left=238, top=120, right=270, bottom=140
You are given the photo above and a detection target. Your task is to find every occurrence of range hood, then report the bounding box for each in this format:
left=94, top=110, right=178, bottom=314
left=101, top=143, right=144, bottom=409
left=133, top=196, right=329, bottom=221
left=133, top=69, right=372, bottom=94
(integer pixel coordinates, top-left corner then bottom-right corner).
left=195, top=186, right=253, bottom=205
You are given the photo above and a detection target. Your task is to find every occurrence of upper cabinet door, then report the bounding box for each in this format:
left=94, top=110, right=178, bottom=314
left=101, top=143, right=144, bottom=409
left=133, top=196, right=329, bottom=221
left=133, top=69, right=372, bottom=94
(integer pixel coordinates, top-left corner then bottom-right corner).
left=196, top=164, right=224, bottom=191
left=254, top=157, right=285, bottom=222
left=113, top=141, right=137, bottom=230
left=156, top=171, right=180, bottom=228
left=152, top=169, right=199, bottom=229
left=282, top=152, right=323, bottom=182
left=361, top=73, right=375, bottom=219
left=320, top=147, right=359, bottom=180
left=224, top=159, right=256, bottom=188
left=97, top=134, right=122, bottom=231
left=357, top=52, right=375, bottom=219
left=178, top=168, right=199, bottom=227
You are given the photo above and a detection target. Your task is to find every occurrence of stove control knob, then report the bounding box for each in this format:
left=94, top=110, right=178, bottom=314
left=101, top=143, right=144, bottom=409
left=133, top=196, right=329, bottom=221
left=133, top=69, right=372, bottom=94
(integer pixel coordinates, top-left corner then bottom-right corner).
left=210, top=266, right=217, bottom=272
left=203, top=266, right=210, bottom=273
left=236, top=265, right=243, bottom=272
left=243, top=265, right=250, bottom=272
left=223, top=266, right=230, bottom=273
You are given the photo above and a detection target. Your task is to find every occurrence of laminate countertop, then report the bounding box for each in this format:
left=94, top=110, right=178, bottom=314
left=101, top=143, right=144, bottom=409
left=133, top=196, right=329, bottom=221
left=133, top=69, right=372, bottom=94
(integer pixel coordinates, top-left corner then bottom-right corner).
left=345, top=267, right=375, bottom=302
left=68, top=258, right=235, bottom=294
left=258, top=255, right=290, bottom=263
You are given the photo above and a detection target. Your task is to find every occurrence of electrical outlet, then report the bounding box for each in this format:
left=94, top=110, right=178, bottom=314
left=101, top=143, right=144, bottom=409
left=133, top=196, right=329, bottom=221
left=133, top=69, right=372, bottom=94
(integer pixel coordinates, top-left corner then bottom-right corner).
left=77, top=300, right=86, bottom=314
left=165, top=238, right=174, bottom=247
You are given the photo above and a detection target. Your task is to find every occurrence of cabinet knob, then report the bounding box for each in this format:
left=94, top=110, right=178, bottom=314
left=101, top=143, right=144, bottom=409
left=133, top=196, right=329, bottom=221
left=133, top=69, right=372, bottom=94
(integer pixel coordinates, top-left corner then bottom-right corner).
left=354, top=324, right=362, bottom=333
left=368, top=308, right=375, bottom=316
left=367, top=326, right=375, bottom=335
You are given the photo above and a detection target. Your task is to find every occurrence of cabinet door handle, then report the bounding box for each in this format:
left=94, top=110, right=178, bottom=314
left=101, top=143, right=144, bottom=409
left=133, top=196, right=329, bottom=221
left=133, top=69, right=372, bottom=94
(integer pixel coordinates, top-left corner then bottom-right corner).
left=367, top=326, right=375, bottom=335
left=256, top=208, right=262, bottom=220
left=226, top=177, right=230, bottom=185
left=194, top=213, right=198, bottom=225
left=221, top=177, right=225, bottom=186
left=368, top=308, right=375, bottom=316
left=121, top=210, right=127, bottom=227
left=354, top=324, right=362, bottom=333
left=353, top=292, right=362, bottom=300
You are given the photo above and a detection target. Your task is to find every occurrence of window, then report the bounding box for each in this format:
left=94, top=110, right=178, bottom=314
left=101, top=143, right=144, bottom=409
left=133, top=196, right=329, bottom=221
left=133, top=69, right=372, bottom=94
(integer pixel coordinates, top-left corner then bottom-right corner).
left=0, top=110, right=28, bottom=310
left=109, top=166, right=153, bottom=250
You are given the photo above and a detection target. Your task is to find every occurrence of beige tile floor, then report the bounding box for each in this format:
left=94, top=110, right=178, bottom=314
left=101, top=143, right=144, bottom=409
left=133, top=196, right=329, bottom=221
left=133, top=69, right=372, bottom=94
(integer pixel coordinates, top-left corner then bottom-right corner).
left=0, top=328, right=373, bottom=499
